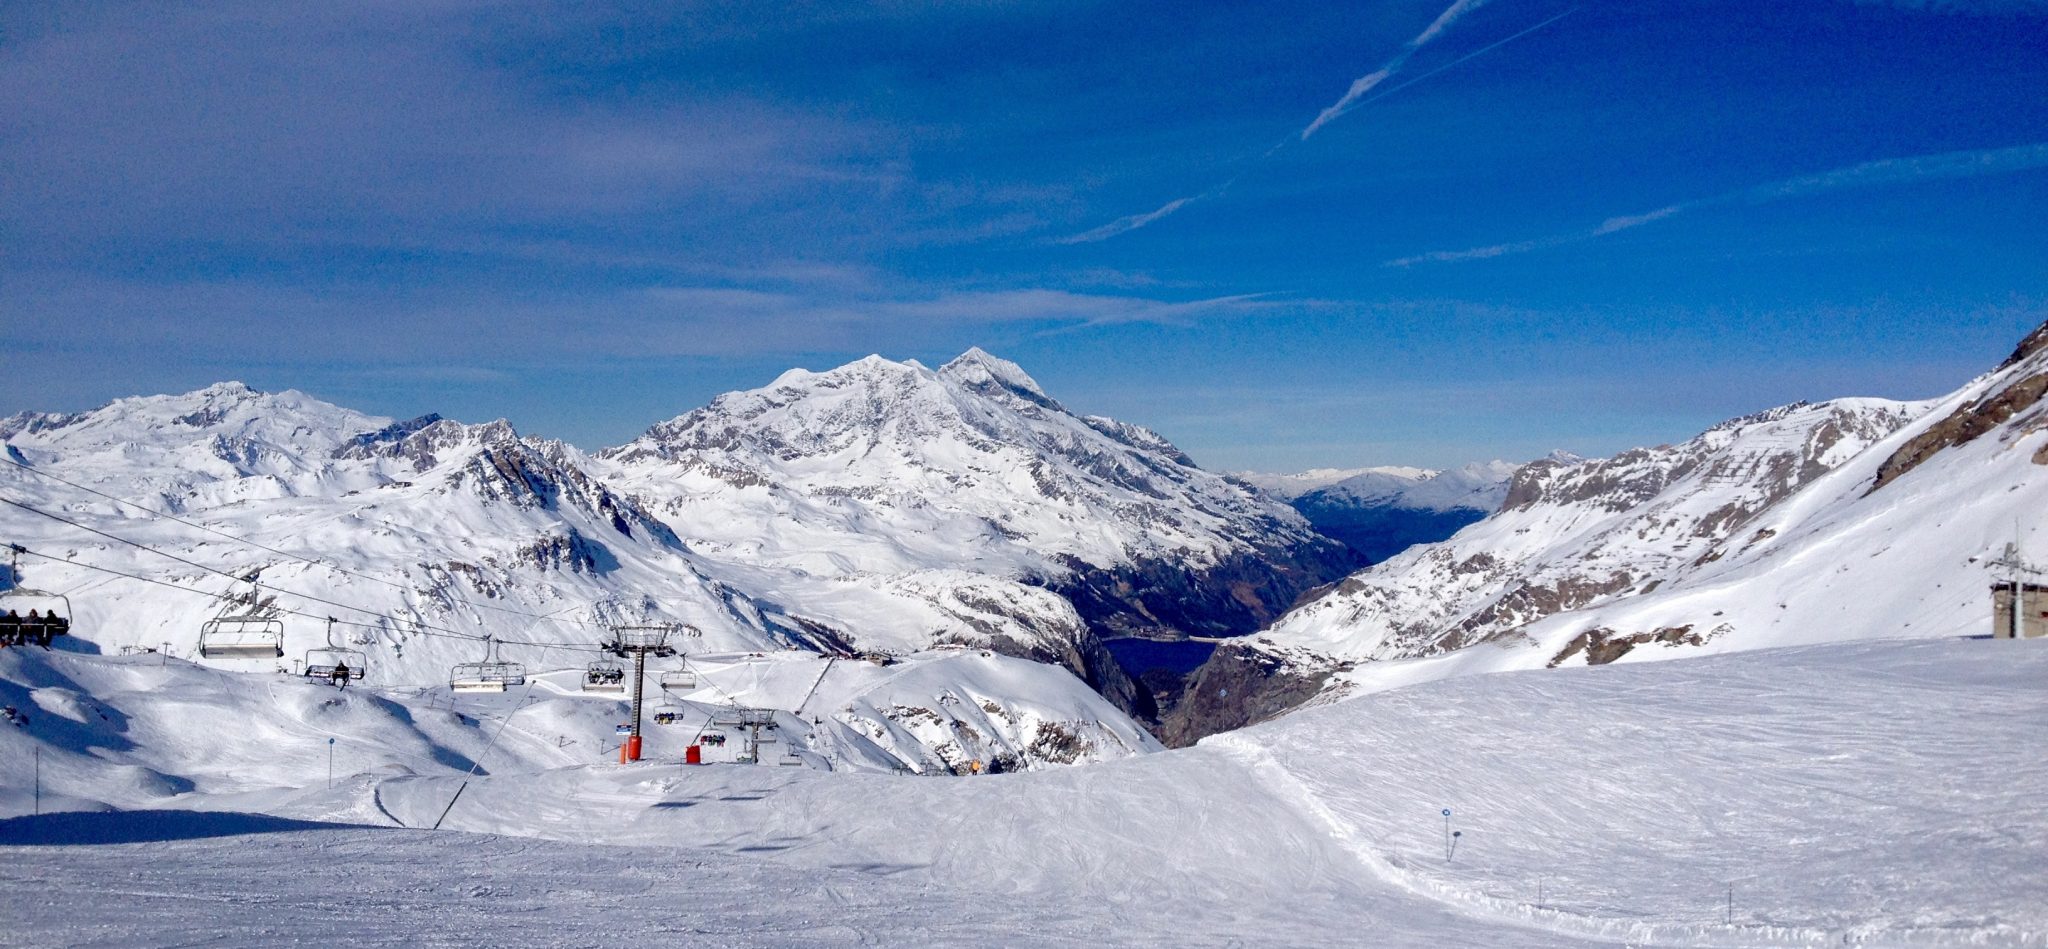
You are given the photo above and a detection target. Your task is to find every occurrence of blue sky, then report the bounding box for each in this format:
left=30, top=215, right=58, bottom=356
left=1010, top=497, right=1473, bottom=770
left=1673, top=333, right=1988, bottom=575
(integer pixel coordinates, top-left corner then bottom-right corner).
left=3, top=0, right=2044, bottom=470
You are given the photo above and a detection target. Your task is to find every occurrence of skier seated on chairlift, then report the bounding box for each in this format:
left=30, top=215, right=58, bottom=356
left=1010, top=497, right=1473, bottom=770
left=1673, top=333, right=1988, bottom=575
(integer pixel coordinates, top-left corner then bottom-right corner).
left=330, top=661, right=350, bottom=689
left=0, top=610, right=17, bottom=647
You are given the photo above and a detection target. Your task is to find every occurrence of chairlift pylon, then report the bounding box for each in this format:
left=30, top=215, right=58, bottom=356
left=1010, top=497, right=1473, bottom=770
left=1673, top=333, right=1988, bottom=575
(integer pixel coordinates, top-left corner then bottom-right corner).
left=303, top=616, right=367, bottom=682
left=449, top=636, right=525, bottom=693
left=1, top=544, right=73, bottom=648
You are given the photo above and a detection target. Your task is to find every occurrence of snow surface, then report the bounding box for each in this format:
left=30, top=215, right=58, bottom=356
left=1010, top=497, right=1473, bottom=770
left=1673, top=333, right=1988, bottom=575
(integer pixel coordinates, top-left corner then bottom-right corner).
left=1, top=636, right=2041, bottom=946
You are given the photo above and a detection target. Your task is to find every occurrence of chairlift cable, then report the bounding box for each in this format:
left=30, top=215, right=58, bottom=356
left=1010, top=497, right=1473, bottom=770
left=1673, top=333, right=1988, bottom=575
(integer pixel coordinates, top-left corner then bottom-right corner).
left=0, top=457, right=610, bottom=628
left=4, top=541, right=605, bottom=654
left=1, top=495, right=612, bottom=651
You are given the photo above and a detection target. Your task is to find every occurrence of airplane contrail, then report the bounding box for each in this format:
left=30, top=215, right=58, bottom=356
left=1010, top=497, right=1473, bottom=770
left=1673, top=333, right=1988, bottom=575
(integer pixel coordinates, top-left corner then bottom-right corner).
left=1300, top=0, right=1495, bottom=141
left=1353, top=7, right=1580, bottom=110
left=1060, top=5, right=1572, bottom=244
left=1385, top=141, right=2048, bottom=266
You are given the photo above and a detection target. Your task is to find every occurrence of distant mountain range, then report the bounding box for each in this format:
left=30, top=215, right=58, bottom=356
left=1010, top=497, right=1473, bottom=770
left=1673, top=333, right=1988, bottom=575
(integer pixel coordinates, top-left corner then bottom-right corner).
left=14, top=324, right=2040, bottom=756
left=1233, top=460, right=1539, bottom=563
left=1165, top=320, right=2048, bottom=745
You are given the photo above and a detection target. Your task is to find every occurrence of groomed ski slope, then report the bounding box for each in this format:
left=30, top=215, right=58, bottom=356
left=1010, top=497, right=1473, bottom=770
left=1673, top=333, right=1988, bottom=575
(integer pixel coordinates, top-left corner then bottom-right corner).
left=3, top=636, right=2042, bottom=946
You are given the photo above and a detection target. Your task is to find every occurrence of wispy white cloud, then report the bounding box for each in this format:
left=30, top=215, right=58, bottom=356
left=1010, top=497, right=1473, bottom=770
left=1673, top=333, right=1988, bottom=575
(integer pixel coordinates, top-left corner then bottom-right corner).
left=1387, top=141, right=2048, bottom=266
left=0, top=270, right=1284, bottom=371
left=1055, top=196, right=1198, bottom=245
left=1300, top=0, right=1494, bottom=140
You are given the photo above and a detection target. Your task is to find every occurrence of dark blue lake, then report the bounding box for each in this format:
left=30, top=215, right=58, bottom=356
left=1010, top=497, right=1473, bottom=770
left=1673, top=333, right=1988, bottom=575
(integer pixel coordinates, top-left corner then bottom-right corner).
left=1104, top=638, right=1218, bottom=677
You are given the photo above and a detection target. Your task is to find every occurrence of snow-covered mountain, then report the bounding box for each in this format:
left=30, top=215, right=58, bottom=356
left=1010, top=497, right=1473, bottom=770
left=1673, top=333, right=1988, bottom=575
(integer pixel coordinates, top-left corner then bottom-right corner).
left=1250, top=460, right=1528, bottom=563
left=0, top=381, right=1167, bottom=768
left=0, top=348, right=1357, bottom=751
left=1230, top=466, right=1433, bottom=501
left=596, top=348, right=1360, bottom=716
left=1166, top=320, right=2048, bottom=744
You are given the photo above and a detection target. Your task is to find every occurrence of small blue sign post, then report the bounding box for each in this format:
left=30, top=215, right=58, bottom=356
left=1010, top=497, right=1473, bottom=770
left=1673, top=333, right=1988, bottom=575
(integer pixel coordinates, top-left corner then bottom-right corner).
left=327, top=737, right=336, bottom=789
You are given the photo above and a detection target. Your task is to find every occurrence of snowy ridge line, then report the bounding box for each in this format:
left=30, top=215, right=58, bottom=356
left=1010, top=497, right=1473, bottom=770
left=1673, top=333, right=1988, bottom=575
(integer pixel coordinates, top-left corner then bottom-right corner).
left=1202, top=733, right=2018, bottom=949
left=5, top=540, right=608, bottom=654
left=0, top=455, right=618, bottom=630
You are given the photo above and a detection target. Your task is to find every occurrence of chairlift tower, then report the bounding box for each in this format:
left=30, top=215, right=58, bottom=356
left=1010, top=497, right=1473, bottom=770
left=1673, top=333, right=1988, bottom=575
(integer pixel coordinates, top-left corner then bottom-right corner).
left=710, top=706, right=780, bottom=764
left=1988, top=542, right=2046, bottom=639
left=605, top=623, right=697, bottom=762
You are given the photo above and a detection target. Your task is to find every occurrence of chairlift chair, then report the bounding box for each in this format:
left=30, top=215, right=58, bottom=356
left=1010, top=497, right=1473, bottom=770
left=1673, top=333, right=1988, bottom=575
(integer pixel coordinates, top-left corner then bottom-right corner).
left=196, top=575, right=284, bottom=659
left=302, top=616, right=367, bottom=681
left=710, top=707, right=748, bottom=727
left=652, top=700, right=685, bottom=726
left=581, top=660, right=626, bottom=693
left=199, top=614, right=284, bottom=659
left=658, top=669, right=697, bottom=691
left=449, top=637, right=526, bottom=693
left=777, top=751, right=805, bottom=767
left=0, top=547, right=73, bottom=648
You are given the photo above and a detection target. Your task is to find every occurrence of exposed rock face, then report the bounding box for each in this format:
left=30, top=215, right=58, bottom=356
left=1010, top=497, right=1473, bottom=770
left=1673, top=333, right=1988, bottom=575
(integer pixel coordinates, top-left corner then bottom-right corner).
left=1871, top=368, right=2048, bottom=492
left=1051, top=545, right=1362, bottom=641
left=1546, top=624, right=1726, bottom=667
left=1160, top=641, right=1334, bottom=747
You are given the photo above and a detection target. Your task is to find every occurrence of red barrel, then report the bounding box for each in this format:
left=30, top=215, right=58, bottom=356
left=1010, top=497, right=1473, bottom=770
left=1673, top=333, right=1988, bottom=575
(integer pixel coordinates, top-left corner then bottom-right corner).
left=619, top=735, right=643, bottom=763
left=686, top=744, right=703, bottom=765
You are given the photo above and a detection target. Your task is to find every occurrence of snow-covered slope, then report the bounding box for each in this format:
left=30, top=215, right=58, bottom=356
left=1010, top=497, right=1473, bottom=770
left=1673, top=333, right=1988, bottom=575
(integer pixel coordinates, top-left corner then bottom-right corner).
left=5, top=636, right=2041, bottom=946
left=0, top=642, right=1157, bottom=816
left=597, top=348, right=1359, bottom=715
left=1169, top=321, right=2048, bottom=742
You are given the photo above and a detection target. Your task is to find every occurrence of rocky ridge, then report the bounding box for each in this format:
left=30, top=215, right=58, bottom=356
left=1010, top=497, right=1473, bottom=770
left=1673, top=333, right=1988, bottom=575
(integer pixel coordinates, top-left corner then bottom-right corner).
left=1167, top=320, right=2048, bottom=746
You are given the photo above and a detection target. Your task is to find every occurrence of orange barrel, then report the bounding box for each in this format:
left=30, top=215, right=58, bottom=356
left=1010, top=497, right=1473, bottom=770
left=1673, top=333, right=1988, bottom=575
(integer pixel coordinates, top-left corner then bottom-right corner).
left=686, top=744, right=702, bottom=765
